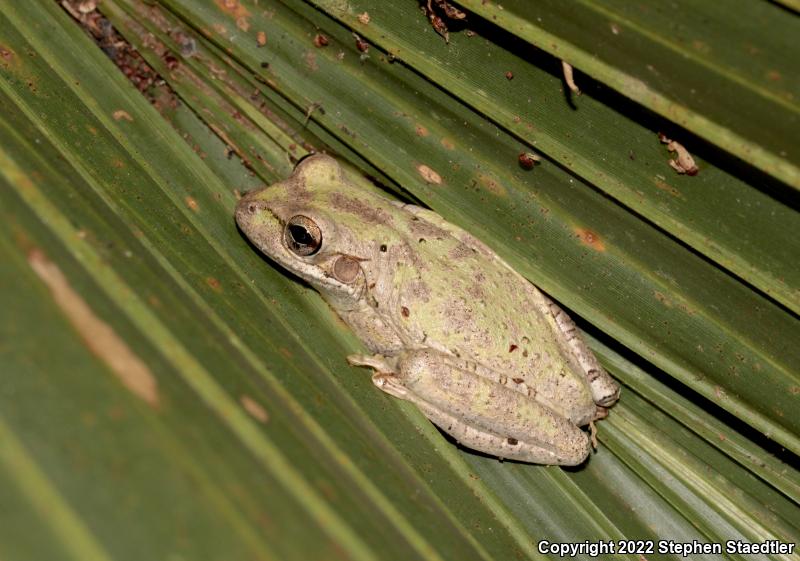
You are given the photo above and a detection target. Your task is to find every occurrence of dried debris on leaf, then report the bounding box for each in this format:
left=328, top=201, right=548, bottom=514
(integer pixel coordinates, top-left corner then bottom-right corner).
left=421, top=0, right=467, bottom=43
left=518, top=152, right=540, bottom=170
left=659, top=133, right=699, bottom=176
left=60, top=0, right=166, bottom=98
left=562, top=61, right=580, bottom=95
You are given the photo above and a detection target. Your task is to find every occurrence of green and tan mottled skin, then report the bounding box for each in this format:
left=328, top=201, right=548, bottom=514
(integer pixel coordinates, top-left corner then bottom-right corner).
left=235, top=155, right=620, bottom=465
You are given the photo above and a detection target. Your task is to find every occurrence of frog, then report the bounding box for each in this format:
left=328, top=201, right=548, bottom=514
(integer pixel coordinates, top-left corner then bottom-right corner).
left=235, top=154, right=620, bottom=465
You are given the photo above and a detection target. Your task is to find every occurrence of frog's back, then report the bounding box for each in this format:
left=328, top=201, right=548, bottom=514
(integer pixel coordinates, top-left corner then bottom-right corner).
left=386, top=206, right=595, bottom=423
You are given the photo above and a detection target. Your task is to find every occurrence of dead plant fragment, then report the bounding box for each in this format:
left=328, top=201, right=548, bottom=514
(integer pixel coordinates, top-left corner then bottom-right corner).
left=658, top=133, right=699, bottom=176
left=518, top=152, right=540, bottom=170
left=59, top=0, right=166, bottom=98
left=562, top=61, right=580, bottom=95
left=421, top=0, right=467, bottom=43
left=354, top=33, right=369, bottom=53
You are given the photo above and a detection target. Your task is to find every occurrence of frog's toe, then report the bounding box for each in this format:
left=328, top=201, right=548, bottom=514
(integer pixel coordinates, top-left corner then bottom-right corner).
left=371, top=373, right=409, bottom=399
left=347, top=353, right=394, bottom=372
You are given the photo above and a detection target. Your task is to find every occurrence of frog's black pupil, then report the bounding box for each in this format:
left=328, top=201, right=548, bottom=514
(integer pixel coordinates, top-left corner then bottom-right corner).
left=289, top=224, right=313, bottom=246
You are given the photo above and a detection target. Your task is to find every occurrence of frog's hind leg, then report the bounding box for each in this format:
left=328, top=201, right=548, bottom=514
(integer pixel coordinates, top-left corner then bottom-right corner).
left=391, top=349, right=591, bottom=465
left=544, top=299, right=620, bottom=408
left=413, top=398, right=590, bottom=466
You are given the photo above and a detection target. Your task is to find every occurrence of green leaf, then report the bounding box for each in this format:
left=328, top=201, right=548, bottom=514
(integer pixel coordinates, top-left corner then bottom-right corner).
left=1, top=0, right=798, bottom=560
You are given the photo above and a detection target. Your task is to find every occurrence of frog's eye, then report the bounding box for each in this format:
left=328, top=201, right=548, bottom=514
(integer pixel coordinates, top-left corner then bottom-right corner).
left=284, top=215, right=322, bottom=256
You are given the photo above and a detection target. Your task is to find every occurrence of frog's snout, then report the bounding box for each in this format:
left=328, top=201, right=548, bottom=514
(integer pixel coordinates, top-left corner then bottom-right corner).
left=234, top=192, right=269, bottom=231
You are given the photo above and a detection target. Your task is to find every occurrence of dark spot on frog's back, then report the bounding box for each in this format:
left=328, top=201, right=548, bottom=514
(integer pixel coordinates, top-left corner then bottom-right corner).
left=330, top=192, right=393, bottom=224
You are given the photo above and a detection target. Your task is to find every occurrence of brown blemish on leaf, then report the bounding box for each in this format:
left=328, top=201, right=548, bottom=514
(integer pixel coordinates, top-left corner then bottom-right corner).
left=212, top=23, right=228, bottom=35
left=110, top=158, right=125, bottom=169
left=477, top=173, right=507, bottom=197
left=415, top=124, right=429, bottom=137
left=766, top=70, right=781, bottom=82
left=240, top=395, right=269, bottom=423
left=0, top=44, right=19, bottom=71
left=304, top=51, right=319, bottom=71
left=357, top=12, right=371, bottom=25
left=441, top=137, right=455, bottom=149
left=208, top=123, right=250, bottom=166
left=214, top=0, right=250, bottom=30
left=574, top=228, right=606, bottom=251
left=185, top=196, right=199, bottom=211
left=112, top=109, right=133, bottom=121
left=256, top=31, right=267, bottom=46
left=279, top=347, right=293, bottom=359
left=28, top=250, right=159, bottom=408
left=654, top=178, right=681, bottom=198
left=789, top=386, right=800, bottom=395
left=654, top=291, right=674, bottom=307
left=206, top=277, right=222, bottom=292
left=416, top=164, right=442, bottom=185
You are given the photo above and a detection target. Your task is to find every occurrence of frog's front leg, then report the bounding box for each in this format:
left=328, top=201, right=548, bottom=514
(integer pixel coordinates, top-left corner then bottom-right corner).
left=350, top=349, right=591, bottom=466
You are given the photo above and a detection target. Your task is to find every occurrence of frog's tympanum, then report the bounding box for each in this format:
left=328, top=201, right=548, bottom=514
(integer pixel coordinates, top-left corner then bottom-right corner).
left=235, top=155, right=619, bottom=465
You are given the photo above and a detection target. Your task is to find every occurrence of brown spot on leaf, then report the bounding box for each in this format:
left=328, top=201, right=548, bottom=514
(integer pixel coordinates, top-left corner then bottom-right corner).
left=417, top=164, right=442, bottom=185
left=654, top=178, right=681, bottom=197
left=214, top=0, right=250, bottom=29
left=477, top=173, right=506, bottom=196
left=415, top=124, right=429, bottom=137
left=314, top=34, right=329, bottom=48
left=206, top=277, right=222, bottom=292
left=240, top=395, right=269, bottom=423
left=28, top=250, right=159, bottom=408
left=574, top=228, right=606, bottom=251
left=185, top=196, right=199, bottom=211
left=256, top=31, right=267, bottom=47
left=440, top=138, right=455, bottom=149
left=654, top=291, right=673, bottom=307
left=112, top=109, right=133, bottom=121
left=304, top=51, right=318, bottom=71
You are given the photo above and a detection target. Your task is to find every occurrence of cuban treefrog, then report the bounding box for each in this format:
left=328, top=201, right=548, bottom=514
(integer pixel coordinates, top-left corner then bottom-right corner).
left=235, top=155, right=619, bottom=465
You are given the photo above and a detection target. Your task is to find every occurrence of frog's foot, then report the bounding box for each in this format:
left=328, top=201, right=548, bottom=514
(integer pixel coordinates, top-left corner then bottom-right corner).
left=348, top=354, right=408, bottom=398
left=593, top=405, right=609, bottom=421
left=371, top=373, right=409, bottom=399
left=545, top=299, right=621, bottom=407
left=347, top=353, right=395, bottom=372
